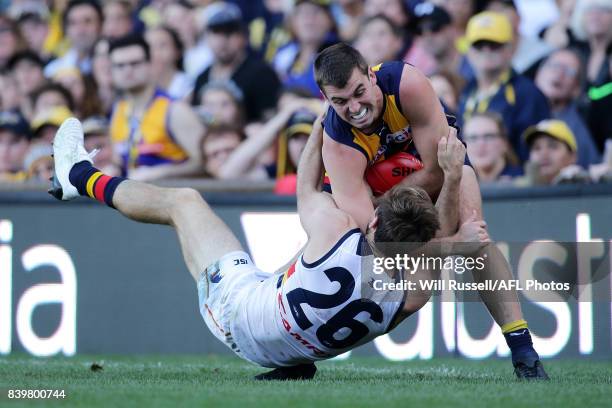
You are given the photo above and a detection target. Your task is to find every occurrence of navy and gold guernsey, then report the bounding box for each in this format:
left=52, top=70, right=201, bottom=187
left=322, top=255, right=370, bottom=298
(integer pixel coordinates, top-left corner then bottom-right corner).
left=323, top=61, right=417, bottom=166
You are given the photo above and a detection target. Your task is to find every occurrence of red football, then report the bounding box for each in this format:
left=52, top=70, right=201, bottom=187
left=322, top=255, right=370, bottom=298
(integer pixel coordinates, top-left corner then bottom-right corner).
left=365, top=151, right=424, bottom=196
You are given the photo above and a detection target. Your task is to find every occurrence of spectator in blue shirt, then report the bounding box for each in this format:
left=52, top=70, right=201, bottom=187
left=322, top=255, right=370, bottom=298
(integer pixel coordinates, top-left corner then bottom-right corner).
left=458, top=11, right=551, bottom=163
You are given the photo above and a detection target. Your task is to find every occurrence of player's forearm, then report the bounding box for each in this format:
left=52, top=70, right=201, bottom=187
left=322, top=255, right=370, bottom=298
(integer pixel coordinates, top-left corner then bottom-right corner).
left=434, top=171, right=462, bottom=238
left=296, top=122, right=324, bottom=198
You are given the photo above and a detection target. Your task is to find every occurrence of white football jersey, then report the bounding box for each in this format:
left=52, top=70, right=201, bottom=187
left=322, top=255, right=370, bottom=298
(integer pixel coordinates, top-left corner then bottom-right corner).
left=231, top=229, right=404, bottom=367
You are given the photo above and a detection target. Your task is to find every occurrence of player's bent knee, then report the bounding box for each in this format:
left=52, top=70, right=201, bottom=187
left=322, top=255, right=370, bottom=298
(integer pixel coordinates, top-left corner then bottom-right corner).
left=173, top=188, right=205, bottom=207
left=167, top=188, right=209, bottom=223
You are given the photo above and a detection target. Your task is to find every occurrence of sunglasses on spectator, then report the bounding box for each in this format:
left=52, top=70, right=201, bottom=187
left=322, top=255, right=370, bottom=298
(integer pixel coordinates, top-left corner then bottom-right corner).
left=542, top=61, right=578, bottom=78
left=472, top=41, right=506, bottom=52
left=464, top=132, right=501, bottom=143
left=112, top=59, right=146, bottom=70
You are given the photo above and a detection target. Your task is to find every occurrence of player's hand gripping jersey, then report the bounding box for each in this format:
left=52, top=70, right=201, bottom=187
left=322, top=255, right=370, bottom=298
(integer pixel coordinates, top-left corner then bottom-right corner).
left=199, top=229, right=404, bottom=368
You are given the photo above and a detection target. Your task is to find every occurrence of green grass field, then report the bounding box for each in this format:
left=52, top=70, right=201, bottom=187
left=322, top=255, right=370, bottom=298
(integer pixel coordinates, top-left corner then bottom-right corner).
left=1, top=355, right=611, bottom=407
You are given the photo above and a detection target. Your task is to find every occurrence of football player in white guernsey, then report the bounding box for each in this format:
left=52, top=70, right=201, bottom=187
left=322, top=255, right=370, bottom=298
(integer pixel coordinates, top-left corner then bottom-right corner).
left=50, top=114, right=474, bottom=380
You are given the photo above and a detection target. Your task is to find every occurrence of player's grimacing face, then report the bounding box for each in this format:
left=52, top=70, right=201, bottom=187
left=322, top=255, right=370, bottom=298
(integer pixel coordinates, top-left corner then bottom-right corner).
left=323, top=68, right=381, bottom=130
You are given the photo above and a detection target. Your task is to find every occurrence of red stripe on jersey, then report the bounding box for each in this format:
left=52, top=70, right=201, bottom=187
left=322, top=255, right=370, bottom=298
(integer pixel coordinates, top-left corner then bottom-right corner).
left=286, top=262, right=296, bottom=279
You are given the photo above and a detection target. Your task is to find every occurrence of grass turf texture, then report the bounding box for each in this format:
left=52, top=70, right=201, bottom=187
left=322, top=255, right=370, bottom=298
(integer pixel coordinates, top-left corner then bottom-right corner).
left=1, top=356, right=611, bottom=407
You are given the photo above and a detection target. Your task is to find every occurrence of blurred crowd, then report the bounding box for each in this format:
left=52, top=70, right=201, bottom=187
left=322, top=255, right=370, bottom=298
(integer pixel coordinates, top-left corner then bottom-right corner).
left=0, top=0, right=611, bottom=193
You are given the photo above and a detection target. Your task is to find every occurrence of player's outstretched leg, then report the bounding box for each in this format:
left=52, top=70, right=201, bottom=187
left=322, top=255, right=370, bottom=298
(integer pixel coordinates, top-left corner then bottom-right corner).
left=458, top=166, right=549, bottom=380
left=51, top=118, right=318, bottom=379
left=49, top=117, right=242, bottom=281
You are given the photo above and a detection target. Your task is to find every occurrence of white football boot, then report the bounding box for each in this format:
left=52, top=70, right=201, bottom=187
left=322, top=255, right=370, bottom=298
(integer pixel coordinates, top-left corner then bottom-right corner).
left=49, top=118, right=97, bottom=201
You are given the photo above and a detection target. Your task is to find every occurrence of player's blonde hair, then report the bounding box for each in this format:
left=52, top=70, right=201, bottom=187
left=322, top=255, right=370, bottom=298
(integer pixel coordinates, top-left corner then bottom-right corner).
left=373, top=184, right=440, bottom=247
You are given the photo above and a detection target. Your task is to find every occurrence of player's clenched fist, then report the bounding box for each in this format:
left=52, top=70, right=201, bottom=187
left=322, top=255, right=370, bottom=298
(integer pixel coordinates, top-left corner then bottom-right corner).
left=437, top=127, right=465, bottom=178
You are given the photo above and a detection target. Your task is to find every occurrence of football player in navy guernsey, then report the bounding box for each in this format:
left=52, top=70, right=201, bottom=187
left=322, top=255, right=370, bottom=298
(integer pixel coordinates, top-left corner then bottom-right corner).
left=316, top=43, right=548, bottom=380
left=49, top=114, right=495, bottom=380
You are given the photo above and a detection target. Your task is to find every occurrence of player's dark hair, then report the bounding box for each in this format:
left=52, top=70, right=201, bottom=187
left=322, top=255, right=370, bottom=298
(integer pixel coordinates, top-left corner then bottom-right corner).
left=374, top=184, right=439, bottom=246
left=314, top=43, right=369, bottom=93
left=109, top=34, right=150, bottom=61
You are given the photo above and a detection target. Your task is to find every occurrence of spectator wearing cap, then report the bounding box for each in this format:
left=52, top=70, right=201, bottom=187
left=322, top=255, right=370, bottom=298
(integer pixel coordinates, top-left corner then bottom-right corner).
left=44, top=0, right=103, bottom=77
left=521, top=119, right=588, bottom=185
left=102, top=0, right=134, bottom=40
left=464, top=111, right=522, bottom=184
left=535, top=48, right=600, bottom=166
left=108, top=34, right=203, bottom=181
left=194, top=80, right=246, bottom=127
left=0, top=110, right=31, bottom=181
left=409, top=2, right=474, bottom=81
left=272, top=0, right=339, bottom=97
left=458, top=11, right=551, bottom=162
left=30, top=105, right=74, bottom=144
left=82, top=116, right=121, bottom=176
left=145, top=25, right=193, bottom=100
left=6, top=51, right=46, bottom=113
left=486, top=0, right=554, bottom=76
left=353, top=14, right=404, bottom=66
left=192, top=2, right=281, bottom=122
